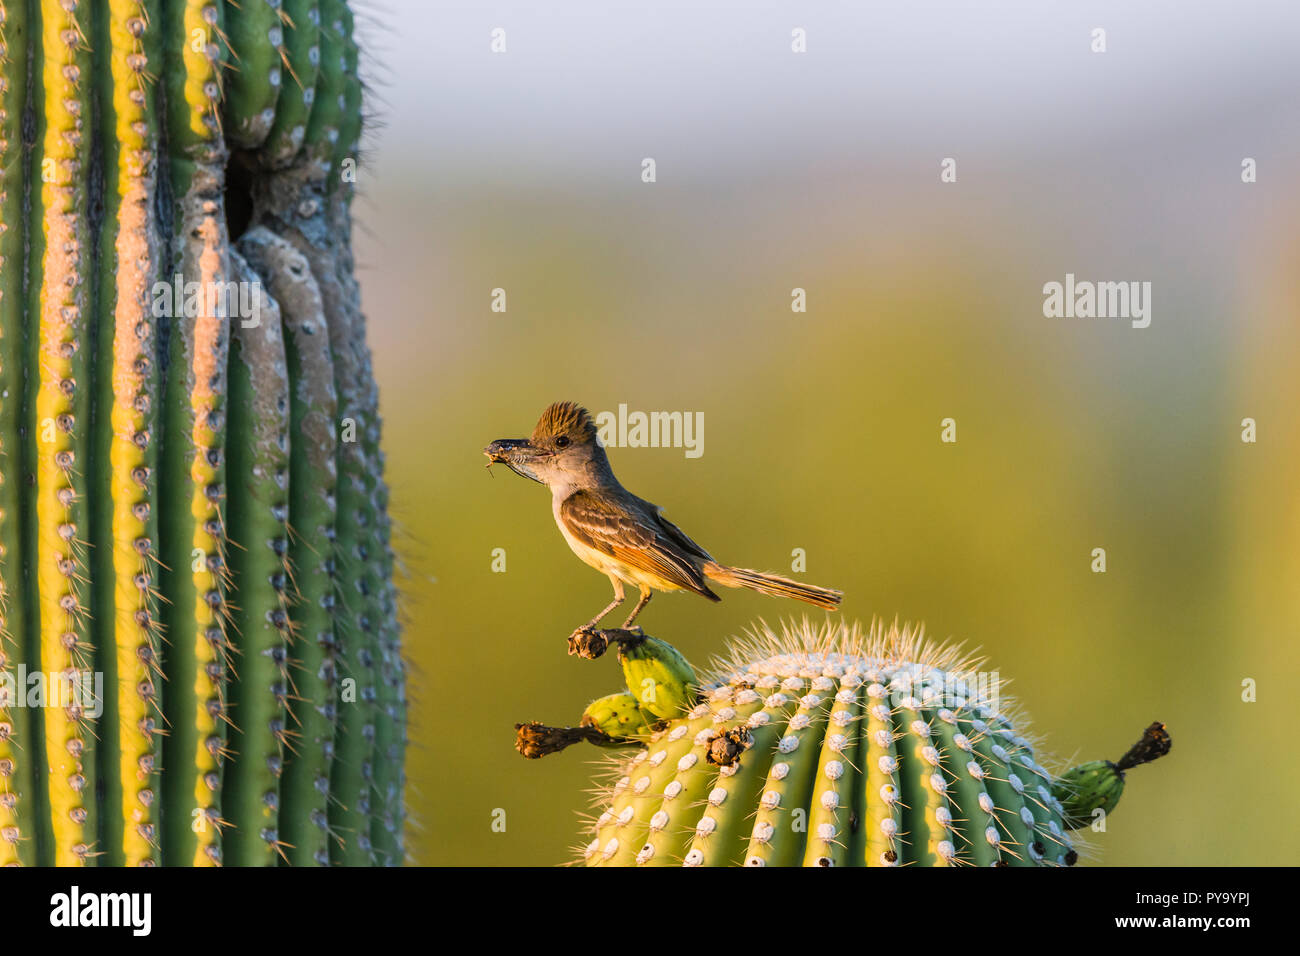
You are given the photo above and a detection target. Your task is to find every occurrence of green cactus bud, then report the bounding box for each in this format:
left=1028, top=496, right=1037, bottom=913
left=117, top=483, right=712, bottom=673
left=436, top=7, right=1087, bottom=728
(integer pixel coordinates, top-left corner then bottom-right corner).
left=618, top=634, right=698, bottom=721
left=552, top=619, right=1171, bottom=867
left=1053, top=761, right=1125, bottom=829
left=1053, top=722, right=1172, bottom=830
left=0, top=0, right=403, bottom=866
left=581, top=692, right=655, bottom=743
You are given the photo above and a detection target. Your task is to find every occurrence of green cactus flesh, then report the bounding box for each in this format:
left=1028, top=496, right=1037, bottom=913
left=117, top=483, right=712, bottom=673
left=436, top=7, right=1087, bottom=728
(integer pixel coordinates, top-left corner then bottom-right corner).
left=571, top=620, right=1166, bottom=867
left=0, top=0, right=403, bottom=866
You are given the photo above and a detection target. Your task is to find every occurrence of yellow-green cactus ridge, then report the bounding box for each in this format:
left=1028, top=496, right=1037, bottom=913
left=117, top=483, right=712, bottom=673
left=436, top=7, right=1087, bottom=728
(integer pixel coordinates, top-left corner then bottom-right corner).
left=92, top=0, right=166, bottom=868
left=0, top=0, right=403, bottom=867
left=34, top=0, right=100, bottom=868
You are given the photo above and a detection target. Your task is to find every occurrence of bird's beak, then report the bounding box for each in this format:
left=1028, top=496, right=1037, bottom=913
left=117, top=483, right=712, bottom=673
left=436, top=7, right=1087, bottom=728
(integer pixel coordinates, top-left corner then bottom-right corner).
left=484, top=438, right=547, bottom=484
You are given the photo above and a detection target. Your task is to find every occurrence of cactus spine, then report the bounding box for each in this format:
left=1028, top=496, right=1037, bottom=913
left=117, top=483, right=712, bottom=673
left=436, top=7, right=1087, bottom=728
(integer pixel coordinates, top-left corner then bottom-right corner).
left=519, top=620, right=1169, bottom=867
left=0, top=0, right=404, bottom=866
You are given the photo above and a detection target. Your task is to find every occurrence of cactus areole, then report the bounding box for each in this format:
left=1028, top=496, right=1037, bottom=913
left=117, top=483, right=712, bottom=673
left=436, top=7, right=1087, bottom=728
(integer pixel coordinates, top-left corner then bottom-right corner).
left=518, top=620, right=1169, bottom=867
left=0, top=1, right=405, bottom=866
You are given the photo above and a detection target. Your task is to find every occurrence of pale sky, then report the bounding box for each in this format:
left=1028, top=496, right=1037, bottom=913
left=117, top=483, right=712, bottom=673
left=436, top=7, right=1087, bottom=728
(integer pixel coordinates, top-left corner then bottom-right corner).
left=359, top=0, right=1300, bottom=182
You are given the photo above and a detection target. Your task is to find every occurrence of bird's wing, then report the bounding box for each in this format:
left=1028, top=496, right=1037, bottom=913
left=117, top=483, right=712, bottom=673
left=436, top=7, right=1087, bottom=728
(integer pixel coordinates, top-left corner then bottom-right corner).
left=648, top=506, right=714, bottom=563
left=560, top=490, right=715, bottom=597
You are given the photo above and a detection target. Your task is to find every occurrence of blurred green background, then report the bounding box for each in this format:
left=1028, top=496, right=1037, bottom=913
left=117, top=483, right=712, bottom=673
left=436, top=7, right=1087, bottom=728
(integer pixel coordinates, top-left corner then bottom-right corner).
left=353, top=1, right=1299, bottom=865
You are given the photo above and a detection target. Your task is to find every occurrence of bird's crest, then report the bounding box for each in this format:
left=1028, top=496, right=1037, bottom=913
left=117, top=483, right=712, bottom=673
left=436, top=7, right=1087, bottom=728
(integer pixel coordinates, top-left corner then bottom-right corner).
left=533, top=401, right=598, bottom=444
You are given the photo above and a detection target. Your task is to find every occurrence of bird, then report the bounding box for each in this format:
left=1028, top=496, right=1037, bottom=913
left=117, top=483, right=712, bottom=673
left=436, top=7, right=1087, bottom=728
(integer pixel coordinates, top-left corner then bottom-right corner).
left=485, top=401, right=842, bottom=637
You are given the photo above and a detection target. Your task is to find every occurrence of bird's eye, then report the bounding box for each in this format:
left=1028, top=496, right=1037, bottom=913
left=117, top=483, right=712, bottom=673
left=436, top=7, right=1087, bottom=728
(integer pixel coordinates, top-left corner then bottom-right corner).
left=555, top=436, right=571, bottom=448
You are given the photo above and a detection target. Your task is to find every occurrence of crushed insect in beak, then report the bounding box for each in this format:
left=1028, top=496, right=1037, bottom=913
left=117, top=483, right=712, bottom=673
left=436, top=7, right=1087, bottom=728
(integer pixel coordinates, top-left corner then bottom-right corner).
left=484, top=438, right=545, bottom=484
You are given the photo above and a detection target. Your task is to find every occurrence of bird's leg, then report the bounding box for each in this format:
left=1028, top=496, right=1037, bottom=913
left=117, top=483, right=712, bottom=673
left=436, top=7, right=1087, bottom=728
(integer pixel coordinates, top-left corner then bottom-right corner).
left=622, top=586, right=652, bottom=630
left=567, top=577, right=627, bottom=658
left=583, top=575, right=626, bottom=631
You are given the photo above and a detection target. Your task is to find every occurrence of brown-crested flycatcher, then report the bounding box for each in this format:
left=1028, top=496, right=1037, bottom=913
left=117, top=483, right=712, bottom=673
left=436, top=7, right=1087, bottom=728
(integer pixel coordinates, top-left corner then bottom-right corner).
left=486, top=401, right=843, bottom=635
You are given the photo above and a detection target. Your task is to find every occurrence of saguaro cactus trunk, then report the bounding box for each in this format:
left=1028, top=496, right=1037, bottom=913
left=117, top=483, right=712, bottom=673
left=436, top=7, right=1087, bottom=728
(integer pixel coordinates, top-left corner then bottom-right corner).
left=0, top=0, right=405, bottom=866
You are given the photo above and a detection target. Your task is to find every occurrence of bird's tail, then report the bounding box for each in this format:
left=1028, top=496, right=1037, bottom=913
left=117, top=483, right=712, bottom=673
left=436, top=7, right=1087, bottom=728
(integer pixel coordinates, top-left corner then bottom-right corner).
left=703, top=562, right=843, bottom=610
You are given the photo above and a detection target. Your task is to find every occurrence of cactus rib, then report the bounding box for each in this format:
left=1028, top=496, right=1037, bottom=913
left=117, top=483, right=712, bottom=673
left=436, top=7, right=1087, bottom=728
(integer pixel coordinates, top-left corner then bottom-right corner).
left=236, top=224, right=339, bottom=866
left=744, top=676, right=833, bottom=866
left=261, top=0, right=321, bottom=168
left=328, top=17, right=407, bottom=856
left=801, top=674, right=862, bottom=867
left=0, top=0, right=35, bottom=868
left=92, top=0, right=166, bottom=868
left=35, top=0, right=99, bottom=867
left=588, top=709, right=717, bottom=867
left=158, top=1, right=232, bottom=868
left=221, top=252, right=292, bottom=864
left=222, top=0, right=283, bottom=149
left=685, top=677, right=796, bottom=866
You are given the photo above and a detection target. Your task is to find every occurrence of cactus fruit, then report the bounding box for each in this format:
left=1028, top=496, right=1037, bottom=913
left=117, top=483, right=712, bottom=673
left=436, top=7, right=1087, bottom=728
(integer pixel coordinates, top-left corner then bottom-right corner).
left=518, top=619, right=1169, bottom=867
left=617, top=633, right=698, bottom=721
left=0, top=1, right=404, bottom=866
left=581, top=692, right=655, bottom=743
left=1051, top=721, right=1171, bottom=830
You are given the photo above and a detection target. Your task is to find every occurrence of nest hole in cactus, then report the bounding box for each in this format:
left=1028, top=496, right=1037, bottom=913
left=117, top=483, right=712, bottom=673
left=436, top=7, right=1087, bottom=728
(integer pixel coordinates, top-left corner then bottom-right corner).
left=223, top=149, right=259, bottom=243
